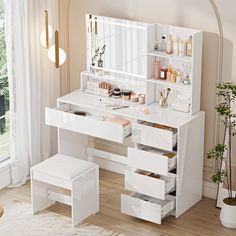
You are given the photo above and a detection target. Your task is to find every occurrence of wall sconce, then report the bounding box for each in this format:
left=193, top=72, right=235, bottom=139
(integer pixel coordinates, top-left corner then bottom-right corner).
left=41, top=10, right=66, bottom=68
left=40, top=10, right=53, bottom=48
left=48, top=31, right=67, bottom=68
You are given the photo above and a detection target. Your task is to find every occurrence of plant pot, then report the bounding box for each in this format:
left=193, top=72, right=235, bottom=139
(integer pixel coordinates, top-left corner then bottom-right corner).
left=98, top=59, right=103, bottom=68
left=220, top=198, right=236, bottom=228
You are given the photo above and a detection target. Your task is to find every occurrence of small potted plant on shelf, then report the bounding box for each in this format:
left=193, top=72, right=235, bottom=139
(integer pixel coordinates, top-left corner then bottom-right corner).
left=207, top=82, right=236, bottom=228
left=97, top=44, right=106, bottom=68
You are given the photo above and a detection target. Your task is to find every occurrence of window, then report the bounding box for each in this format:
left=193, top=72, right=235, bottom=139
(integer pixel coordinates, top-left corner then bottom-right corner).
left=0, top=0, right=10, bottom=162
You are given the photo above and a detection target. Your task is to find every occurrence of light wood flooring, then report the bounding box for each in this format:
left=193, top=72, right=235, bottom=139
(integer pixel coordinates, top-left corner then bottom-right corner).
left=0, top=170, right=236, bottom=236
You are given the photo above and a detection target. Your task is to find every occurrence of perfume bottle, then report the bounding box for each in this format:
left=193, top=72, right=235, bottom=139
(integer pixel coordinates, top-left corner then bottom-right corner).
left=186, top=36, right=193, bottom=57
left=179, top=40, right=186, bottom=57
left=160, top=67, right=168, bottom=80
left=160, top=36, right=166, bottom=52
left=154, top=58, right=161, bottom=80
left=166, top=35, right=173, bottom=54
left=173, top=37, right=179, bottom=56
left=167, top=66, right=172, bottom=81
left=171, top=70, right=177, bottom=83
left=176, top=70, right=182, bottom=84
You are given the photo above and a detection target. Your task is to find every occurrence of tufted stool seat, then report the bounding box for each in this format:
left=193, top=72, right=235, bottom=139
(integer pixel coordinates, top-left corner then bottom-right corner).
left=31, top=154, right=99, bottom=227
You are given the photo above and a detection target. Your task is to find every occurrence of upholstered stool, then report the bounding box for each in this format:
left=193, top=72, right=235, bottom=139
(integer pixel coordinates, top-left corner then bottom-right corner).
left=31, top=154, right=99, bottom=227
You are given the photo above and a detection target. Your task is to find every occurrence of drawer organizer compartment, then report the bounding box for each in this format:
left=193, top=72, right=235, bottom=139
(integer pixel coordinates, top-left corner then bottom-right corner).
left=45, top=103, right=131, bottom=143
left=121, top=193, right=175, bottom=224
left=128, top=147, right=176, bottom=176
left=132, top=122, right=177, bottom=151
left=125, top=170, right=176, bottom=200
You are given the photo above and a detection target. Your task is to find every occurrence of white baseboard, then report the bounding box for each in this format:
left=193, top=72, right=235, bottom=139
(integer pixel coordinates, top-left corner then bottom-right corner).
left=203, top=181, right=217, bottom=200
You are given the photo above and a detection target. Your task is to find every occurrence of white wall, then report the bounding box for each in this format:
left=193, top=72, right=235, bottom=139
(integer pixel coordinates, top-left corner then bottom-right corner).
left=59, top=0, right=236, bottom=184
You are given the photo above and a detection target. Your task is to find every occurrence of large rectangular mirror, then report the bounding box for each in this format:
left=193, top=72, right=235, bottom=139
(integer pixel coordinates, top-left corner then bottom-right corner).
left=87, top=15, right=148, bottom=78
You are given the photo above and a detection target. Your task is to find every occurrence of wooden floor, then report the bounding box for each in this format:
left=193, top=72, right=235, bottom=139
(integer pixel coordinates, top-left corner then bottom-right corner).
left=0, top=170, right=235, bottom=236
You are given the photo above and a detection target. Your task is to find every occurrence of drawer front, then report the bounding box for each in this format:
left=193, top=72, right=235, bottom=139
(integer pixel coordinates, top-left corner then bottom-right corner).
left=132, top=123, right=177, bottom=151
left=121, top=193, right=175, bottom=224
left=45, top=106, right=130, bottom=143
left=128, top=148, right=176, bottom=176
left=125, top=171, right=175, bottom=200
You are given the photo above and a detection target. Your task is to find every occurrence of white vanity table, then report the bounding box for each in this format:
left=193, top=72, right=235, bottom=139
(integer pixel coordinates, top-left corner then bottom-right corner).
left=45, top=15, right=205, bottom=224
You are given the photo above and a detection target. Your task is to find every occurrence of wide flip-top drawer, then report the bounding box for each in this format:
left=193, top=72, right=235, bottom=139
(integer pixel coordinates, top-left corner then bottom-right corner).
left=125, top=170, right=176, bottom=200
left=45, top=104, right=131, bottom=143
left=132, top=122, right=177, bottom=151
left=127, top=147, right=176, bottom=176
left=121, top=193, right=175, bottom=224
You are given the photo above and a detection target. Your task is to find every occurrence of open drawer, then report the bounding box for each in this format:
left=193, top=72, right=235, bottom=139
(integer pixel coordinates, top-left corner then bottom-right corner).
left=128, top=147, right=176, bottom=176
left=45, top=103, right=131, bottom=143
left=132, top=122, right=177, bottom=151
left=125, top=170, right=176, bottom=200
left=121, top=193, right=175, bottom=224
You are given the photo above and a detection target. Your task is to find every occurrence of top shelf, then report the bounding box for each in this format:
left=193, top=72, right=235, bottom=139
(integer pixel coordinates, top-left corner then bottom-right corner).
left=148, top=50, right=192, bottom=63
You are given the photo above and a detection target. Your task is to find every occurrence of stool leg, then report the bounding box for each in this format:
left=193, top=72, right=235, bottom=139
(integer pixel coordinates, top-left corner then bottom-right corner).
left=71, top=166, right=99, bottom=227
left=31, top=171, right=54, bottom=214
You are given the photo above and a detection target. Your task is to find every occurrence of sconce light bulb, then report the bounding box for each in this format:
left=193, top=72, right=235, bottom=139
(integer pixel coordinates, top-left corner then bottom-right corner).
left=48, top=45, right=67, bottom=66
left=40, top=24, right=53, bottom=48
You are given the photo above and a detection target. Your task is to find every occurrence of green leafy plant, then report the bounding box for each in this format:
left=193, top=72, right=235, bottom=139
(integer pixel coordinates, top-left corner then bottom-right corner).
left=207, top=82, right=236, bottom=202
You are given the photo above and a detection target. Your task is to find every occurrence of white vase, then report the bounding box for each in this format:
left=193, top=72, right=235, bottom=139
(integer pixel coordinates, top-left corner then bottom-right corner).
left=220, top=199, right=236, bottom=228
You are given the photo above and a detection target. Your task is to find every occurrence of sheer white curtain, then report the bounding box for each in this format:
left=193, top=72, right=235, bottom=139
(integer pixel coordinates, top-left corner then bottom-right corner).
left=5, top=0, right=60, bottom=186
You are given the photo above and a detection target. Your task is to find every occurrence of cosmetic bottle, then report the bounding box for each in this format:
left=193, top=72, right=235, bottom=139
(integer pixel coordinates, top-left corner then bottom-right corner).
left=173, top=37, right=179, bottom=56
left=186, top=36, right=193, bottom=57
left=179, top=40, right=186, bottom=57
left=167, top=66, right=172, bottom=81
left=160, top=67, right=168, bottom=80
left=160, top=36, right=166, bottom=52
left=166, top=35, right=173, bottom=54
left=171, top=70, right=177, bottom=83
left=176, top=70, right=182, bottom=84
left=154, top=58, right=161, bottom=80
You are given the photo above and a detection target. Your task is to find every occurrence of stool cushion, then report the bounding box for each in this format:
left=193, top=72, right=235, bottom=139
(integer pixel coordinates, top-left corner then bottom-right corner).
left=31, top=154, right=96, bottom=180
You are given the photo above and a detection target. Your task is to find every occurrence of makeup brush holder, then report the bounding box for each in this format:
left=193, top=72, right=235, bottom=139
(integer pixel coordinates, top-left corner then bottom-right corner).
left=159, top=98, right=168, bottom=108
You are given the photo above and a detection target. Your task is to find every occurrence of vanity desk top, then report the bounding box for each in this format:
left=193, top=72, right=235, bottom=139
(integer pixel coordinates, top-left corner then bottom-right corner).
left=58, top=89, right=203, bottom=129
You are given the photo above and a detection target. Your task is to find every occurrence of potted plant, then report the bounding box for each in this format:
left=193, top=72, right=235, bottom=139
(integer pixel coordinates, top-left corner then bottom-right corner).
left=97, top=44, right=106, bottom=68
left=207, top=82, right=236, bottom=228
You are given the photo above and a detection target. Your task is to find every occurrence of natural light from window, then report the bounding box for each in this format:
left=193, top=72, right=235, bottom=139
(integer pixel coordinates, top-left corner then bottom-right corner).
left=0, top=0, right=10, bottom=162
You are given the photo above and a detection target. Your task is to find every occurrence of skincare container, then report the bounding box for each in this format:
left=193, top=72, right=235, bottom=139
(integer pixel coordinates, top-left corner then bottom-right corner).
left=166, top=34, right=173, bottom=54
left=186, top=36, right=193, bottom=57
left=160, top=67, right=168, bottom=80
left=154, top=58, right=161, bottom=80
left=179, top=40, right=186, bottom=57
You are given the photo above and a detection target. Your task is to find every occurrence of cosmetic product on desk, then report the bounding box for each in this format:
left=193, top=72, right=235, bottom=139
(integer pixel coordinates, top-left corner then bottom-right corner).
left=113, top=88, right=122, bottom=98
left=139, top=94, right=145, bottom=104
left=172, top=95, right=191, bottom=113
left=159, top=88, right=171, bottom=108
left=86, top=81, right=112, bottom=96
left=130, top=94, right=139, bottom=102
left=122, top=90, right=132, bottom=100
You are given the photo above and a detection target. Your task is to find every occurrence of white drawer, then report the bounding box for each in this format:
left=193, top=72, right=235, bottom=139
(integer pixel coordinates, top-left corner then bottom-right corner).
left=45, top=104, right=131, bottom=143
left=127, top=147, right=176, bottom=176
left=125, top=170, right=176, bottom=200
left=121, top=193, right=175, bottom=224
left=132, top=123, right=177, bottom=151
